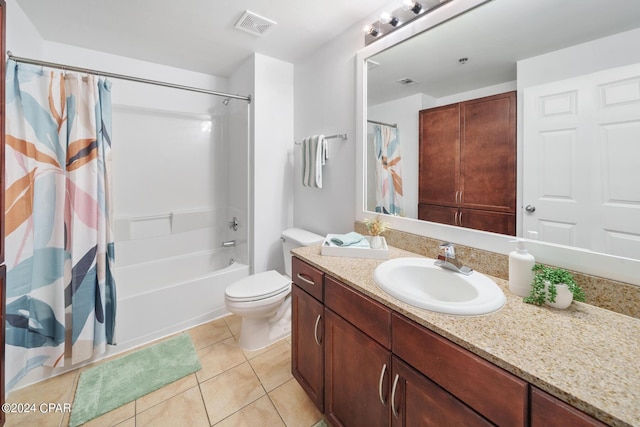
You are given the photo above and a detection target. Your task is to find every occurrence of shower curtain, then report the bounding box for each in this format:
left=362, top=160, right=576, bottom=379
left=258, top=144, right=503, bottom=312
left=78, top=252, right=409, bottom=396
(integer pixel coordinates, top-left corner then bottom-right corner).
left=4, top=60, right=116, bottom=390
left=372, top=124, right=403, bottom=215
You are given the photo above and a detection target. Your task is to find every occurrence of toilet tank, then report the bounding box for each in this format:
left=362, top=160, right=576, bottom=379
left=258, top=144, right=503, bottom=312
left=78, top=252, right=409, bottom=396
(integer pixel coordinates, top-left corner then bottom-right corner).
left=281, top=228, right=324, bottom=277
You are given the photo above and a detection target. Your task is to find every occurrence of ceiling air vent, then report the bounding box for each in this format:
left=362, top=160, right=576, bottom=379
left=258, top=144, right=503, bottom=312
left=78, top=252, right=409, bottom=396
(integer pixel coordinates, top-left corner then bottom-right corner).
left=234, top=11, right=277, bottom=37
left=397, top=78, right=419, bottom=86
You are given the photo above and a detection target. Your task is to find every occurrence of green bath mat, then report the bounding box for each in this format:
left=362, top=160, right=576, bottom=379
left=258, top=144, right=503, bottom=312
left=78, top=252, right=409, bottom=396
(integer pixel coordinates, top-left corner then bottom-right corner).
left=70, top=333, right=201, bottom=426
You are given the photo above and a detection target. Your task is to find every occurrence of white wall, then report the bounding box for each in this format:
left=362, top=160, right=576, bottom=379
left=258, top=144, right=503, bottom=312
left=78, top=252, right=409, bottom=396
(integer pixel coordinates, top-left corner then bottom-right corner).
left=5, top=0, right=42, bottom=57
left=517, top=27, right=640, bottom=89
left=293, top=25, right=363, bottom=236
left=252, top=54, right=295, bottom=274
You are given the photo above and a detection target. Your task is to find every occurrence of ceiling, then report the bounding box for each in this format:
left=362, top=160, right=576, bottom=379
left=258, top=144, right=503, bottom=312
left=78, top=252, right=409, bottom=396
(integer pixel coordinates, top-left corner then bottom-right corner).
left=15, top=0, right=392, bottom=77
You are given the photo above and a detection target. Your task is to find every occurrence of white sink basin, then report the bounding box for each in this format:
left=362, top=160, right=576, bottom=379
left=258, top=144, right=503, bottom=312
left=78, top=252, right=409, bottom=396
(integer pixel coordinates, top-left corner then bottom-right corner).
left=373, top=257, right=505, bottom=316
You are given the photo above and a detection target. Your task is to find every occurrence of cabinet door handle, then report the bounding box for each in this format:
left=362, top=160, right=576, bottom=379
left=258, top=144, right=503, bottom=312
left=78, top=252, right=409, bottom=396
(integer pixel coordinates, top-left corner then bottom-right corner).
left=459, top=210, right=463, bottom=225
left=454, top=211, right=459, bottom=225
left=313, top=314, right=322, bottom=346
left=455, top=190, right=459, bottom=204
left=378, top=364, right=388, bottom=405
left=297, top=273, right=315, bottom=286
left=391, top=373, right=401, bottom=418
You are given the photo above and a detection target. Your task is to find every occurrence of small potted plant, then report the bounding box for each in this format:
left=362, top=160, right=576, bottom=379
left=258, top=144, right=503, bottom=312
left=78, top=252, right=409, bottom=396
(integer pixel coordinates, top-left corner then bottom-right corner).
left=364, top=216, right=389, bottom=249
left=524, top=264, right=585, bottom=309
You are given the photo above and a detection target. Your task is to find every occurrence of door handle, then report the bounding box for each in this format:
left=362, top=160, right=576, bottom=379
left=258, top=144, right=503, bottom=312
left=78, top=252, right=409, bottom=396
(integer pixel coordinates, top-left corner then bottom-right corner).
left=313, top=314, right=322, bottom=346
left=391, top=374, right=401, bottom=418
left=525, top=204, right=536, bottom=213
left=378, top=364, right=388, bottom=405
left=297, top=273, right=315, bottom=286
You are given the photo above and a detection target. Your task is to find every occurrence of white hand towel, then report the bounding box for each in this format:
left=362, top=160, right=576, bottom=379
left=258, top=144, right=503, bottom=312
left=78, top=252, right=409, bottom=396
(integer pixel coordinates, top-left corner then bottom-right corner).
left=302, top=135, right=326, bottom=188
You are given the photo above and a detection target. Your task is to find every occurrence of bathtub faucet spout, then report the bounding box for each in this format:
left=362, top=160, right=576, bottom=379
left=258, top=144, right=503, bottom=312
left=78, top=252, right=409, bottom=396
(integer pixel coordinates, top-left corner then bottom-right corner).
left=222, top=240, right=236, bottom=248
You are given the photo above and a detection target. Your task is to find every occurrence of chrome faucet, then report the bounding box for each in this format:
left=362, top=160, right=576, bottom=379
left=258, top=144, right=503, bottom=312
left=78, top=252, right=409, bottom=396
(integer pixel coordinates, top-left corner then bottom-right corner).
left=435, top=242, right=473, bottom=275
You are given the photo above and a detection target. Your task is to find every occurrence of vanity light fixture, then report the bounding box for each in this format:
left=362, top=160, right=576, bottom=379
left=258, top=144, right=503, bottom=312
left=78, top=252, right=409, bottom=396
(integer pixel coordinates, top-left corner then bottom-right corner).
left=365, top=0, right=454, bottom=45
left=379, top=12, right=400, bottom=27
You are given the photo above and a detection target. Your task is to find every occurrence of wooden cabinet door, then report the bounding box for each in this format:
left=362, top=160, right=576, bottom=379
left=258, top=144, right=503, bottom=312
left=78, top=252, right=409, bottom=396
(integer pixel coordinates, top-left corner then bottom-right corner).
left=391, top=356, right=492, bottom=427
left=460, top=208, right=516, bottom=236
left=325, top=309, right=391, bottom=427
left=419, top=104, right=460, bottom=207
left=460, top=91, right=516, bottom=213
left=291, top=285, right=324, bottom=411
left=418, top=203, right=457, bottom=226
left=531, top=387, right=607, bottom=427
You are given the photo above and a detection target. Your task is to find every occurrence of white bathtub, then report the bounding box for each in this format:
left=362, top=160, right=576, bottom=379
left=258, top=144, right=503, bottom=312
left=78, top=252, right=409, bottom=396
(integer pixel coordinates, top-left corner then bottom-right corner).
left=113, top=248, right=249, bottom=348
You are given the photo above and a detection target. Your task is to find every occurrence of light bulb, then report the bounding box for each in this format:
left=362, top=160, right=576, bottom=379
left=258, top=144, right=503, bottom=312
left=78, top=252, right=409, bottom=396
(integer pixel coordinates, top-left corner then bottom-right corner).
left=379, top=12, right=399, bottom=26
left=363, top=24, right=380, bottom=37
left=401, top=0, right=423, bottom=14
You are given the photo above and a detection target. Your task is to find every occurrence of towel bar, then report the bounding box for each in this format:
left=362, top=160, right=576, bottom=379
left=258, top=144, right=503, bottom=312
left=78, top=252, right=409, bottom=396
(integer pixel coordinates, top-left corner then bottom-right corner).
left=294, top=134, right=347, bottom=145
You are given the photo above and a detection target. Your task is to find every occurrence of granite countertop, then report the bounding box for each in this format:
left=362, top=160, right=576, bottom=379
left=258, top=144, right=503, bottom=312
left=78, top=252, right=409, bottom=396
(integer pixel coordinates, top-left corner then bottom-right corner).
left=292, top=245, right=640, bottom=427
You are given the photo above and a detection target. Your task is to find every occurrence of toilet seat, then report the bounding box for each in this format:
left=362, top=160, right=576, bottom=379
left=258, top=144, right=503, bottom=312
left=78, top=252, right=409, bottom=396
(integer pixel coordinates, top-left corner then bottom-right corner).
left=225, top=270, right=291, bottom=302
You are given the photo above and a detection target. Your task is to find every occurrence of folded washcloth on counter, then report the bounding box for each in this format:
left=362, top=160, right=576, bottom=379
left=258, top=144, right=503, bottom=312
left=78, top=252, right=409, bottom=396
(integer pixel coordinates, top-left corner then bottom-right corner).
left=329, top=232, right=370, bottom=247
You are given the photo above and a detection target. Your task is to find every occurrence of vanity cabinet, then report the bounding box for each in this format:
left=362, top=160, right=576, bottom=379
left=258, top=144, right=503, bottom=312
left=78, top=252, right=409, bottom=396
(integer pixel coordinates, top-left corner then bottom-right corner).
left=292, top=256, right=617, bottom=426
left=291, top=258, right=325, bottom=411
left=418, top=91, right=516, bottom=235
left=531, top=387, right=607, bottom=427
left=392, top=313, right=528, bottom=426
left=324, top=276, right=391, bottom=427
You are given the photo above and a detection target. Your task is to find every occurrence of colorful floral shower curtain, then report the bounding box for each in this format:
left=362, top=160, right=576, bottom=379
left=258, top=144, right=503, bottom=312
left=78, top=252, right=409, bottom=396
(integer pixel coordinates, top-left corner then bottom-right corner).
left=372, top=124, right=403, bottom=215
left=4, top=60, right=116, bottom=391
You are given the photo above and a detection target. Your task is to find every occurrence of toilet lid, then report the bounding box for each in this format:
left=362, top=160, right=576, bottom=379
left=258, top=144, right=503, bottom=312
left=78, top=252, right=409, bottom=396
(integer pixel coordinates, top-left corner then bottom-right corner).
left=226, top=270, right=291, bottom=301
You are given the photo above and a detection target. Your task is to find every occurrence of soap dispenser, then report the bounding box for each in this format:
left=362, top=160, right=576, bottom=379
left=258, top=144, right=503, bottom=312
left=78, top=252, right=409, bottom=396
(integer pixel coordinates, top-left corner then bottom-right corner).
left=508, top=239, right=535, bottom=297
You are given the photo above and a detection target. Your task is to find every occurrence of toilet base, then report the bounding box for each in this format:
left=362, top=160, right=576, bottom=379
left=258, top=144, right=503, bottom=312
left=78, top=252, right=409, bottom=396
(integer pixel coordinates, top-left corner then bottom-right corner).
left=238, top=295, right=291, bottom=351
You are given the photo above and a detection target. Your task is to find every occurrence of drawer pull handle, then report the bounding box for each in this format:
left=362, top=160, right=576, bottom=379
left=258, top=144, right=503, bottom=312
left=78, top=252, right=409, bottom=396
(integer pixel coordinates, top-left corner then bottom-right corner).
left=297, top=273, right=315, bottom=286
left=378, top=364, right=388, bottom=405
left=391, top=373, right=401, bottom=418
left=313, top=314, right=322, bottom=346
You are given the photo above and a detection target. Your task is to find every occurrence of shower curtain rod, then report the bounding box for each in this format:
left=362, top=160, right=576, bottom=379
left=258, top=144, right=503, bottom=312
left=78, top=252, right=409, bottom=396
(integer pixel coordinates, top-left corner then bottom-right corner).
left=7, top=51, right=252, bottom=103
left=367, top=119, right=397, bottom=128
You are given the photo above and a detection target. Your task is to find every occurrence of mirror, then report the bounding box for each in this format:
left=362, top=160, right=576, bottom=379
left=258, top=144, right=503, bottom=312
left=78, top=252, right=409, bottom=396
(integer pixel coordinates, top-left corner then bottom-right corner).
left=364, top=0, right=640, bottom=261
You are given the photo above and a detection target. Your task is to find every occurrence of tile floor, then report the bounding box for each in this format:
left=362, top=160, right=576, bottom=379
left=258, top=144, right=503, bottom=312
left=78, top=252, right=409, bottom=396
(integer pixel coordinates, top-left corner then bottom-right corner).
left=5, top=315, right=325, bottom=427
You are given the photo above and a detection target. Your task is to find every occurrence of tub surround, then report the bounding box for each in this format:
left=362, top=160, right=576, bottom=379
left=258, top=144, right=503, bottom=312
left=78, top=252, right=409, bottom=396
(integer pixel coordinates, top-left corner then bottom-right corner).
left=292, top=245, right=640, bottom=426
left=354, top=222, right=640, bottom=319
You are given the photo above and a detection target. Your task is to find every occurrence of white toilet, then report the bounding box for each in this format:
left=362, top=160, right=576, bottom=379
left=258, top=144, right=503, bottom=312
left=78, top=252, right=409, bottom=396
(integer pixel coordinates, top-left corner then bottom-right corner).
left=224, top=228, right=324, bottom=351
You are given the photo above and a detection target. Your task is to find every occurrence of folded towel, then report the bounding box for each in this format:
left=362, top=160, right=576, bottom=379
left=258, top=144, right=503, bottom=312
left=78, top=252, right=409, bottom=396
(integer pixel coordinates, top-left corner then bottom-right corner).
left=330, top=232, right=369, bottom=247
left=302, top=135, right=327, bottom=188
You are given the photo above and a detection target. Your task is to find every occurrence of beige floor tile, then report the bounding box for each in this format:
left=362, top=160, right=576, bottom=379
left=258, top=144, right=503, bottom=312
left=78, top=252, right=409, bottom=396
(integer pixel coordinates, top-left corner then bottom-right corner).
left=242, top=336, right=289, bottom=360
left=214, top=395, right=285, bottom=427
left=249, top=340, right=293, bottom=391
left=195, top=336, right=247, bottom=383
left=81, top=401, right=136, bottom=427
left=200, top=362, right=265, bottom=425
left=136, top=373, right=199, bottom=413
left=136, top=387, right=209, bottom=427
left=189, top=318, right=232, bottom=350
left=270, top=378, right=323, bottom=427
left=5, top=370, right=78, bottom=427
left=223, top=314, right=242, bottom=338
left=115, top=417, right=136, bottom=427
